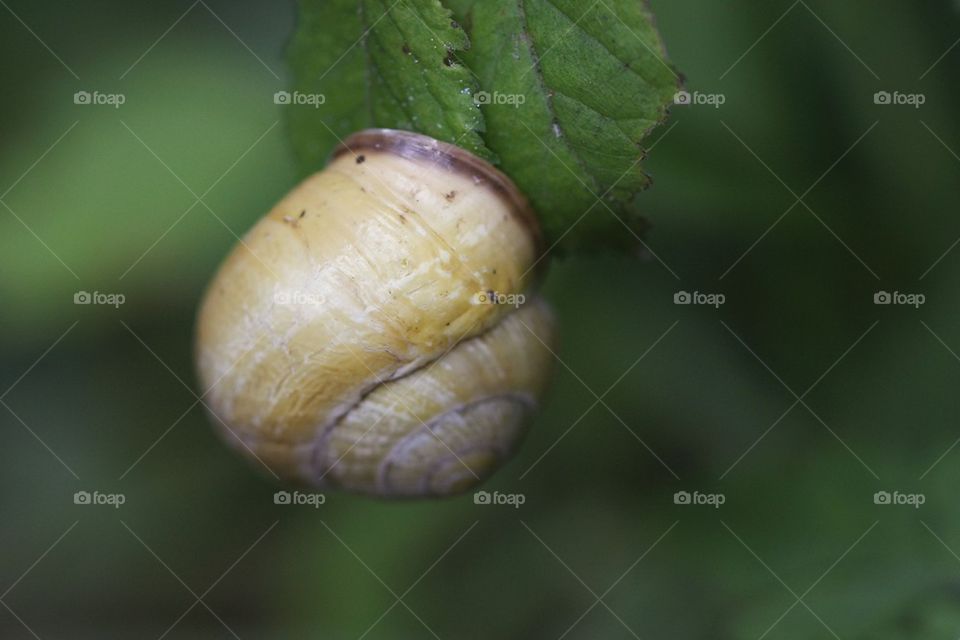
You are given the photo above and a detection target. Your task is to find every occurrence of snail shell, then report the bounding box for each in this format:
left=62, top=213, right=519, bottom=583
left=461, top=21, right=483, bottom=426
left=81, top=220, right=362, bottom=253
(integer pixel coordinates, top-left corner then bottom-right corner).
left=195, top=129, right=556, bottom=497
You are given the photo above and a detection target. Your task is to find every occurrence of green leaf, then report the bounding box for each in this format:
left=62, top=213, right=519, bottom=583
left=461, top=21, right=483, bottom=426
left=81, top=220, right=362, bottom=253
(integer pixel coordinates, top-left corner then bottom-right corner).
left=460, top=0, right=680, bottom=252
left=288, top=0, right=679, bottom=253
left=288, top=0, right=490, bottom=171
left=443, top=0, right=478, bottom=24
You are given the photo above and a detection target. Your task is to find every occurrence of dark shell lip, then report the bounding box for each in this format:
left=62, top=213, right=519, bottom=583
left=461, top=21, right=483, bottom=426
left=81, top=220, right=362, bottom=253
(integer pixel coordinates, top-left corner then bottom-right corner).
left=332, top=128, right=545, bottom=258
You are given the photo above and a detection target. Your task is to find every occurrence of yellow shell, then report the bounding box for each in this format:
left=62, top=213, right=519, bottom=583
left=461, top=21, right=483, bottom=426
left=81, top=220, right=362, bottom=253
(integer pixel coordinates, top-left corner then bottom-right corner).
left=195, top=129, right=556, bottom=497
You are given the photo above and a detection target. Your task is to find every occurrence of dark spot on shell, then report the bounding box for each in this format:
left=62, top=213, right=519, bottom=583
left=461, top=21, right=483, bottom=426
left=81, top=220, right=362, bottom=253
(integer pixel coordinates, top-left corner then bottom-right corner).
left=299, top=209, right=306, bottom=218
left=492, top=268, right=497, bottom=275
left=331, top=130, right=544, bottom=256
left=445, top=190, right=457, bottom=201
left=356, top=155, right=366, bottom=164
left=398, top=214, right=407, bottom=224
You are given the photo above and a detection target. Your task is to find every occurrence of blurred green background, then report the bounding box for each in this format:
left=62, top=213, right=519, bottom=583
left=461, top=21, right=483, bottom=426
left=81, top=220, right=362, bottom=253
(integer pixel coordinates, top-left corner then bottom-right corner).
left=2, top=0, right=960, bottom=637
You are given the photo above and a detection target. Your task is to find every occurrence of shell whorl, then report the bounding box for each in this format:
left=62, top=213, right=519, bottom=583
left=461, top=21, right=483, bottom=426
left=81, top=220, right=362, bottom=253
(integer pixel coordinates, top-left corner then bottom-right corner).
left=195, top=129, right=556, bottom=497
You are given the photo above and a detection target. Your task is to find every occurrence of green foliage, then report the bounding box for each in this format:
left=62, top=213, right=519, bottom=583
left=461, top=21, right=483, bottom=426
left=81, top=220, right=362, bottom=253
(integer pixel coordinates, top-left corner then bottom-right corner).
left=288, top=0, right=680, bottom=253
left=287, top=0, right=488, bottom=166
left=462, top=0, right=680, bottom=251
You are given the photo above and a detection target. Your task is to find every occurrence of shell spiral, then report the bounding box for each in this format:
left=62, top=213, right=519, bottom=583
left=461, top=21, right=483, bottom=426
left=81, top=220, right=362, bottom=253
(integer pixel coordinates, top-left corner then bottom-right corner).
left=195, top=129, right=556, bottom=497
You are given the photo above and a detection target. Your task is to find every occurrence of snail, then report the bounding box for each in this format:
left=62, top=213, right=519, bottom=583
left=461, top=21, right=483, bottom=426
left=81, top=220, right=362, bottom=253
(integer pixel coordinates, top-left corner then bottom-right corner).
left=195, top=129, right=556, bottom=498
